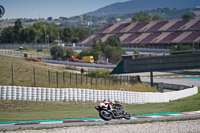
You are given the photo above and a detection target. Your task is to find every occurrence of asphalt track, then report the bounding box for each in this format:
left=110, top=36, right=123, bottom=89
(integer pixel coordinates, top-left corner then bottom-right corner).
left=43, top=59, right=116, bottom=69
left=1, top=111, right=200, bottom=130
left=142, top=77, right=200, bottom=87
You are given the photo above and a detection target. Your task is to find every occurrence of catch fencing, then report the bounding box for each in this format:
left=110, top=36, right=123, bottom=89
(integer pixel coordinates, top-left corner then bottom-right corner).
left=0, top=85, right=198, bottom=104
left=0, top=49, right=51, bottom=58
left=9, top=64, right=140, bottom=88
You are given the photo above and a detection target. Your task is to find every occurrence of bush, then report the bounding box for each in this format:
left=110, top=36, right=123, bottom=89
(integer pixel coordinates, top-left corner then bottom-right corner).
left=77, top=49, right=91, bottom=59
left=171, top=44, right=194, bottom=51
left=37, top=49, right=43, bottom=52
left=104, top=45, right=123, bottom=64
left=50, top=45, right=64, bottom=60
left=65, top=48, right=75, bottom=59
left=133, top=50, right=144, bottom=58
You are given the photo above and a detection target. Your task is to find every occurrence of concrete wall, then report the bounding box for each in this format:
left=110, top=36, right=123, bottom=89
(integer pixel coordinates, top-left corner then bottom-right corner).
left=0, top=86, right=198, bottom=104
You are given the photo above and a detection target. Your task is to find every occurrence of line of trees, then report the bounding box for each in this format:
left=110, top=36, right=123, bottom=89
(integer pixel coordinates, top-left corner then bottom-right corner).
left=132, top=13, right=194, bottom=22
left=0, top=19, right=90, bottom=44
left=132, top=13, right=162, bottom=22
left=50, top=35, right=126, bottom=64
left=82, top=35, right=126, bottom=64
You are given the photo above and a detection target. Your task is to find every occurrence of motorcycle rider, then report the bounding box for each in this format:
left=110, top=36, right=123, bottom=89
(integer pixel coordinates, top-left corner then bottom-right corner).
left=100, top=100, right=115, bottom=110
left=96, top=100, right=131, bottom=120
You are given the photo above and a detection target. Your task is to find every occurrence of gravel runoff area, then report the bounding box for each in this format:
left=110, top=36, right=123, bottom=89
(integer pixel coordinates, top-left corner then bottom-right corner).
left=2, top=120, right=200, bottom=133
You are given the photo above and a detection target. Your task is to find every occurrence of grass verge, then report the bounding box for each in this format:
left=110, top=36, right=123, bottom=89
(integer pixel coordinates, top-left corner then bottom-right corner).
left=0, top=55, right=156, bottom=92
left=0, top=88, right=199, bottom=122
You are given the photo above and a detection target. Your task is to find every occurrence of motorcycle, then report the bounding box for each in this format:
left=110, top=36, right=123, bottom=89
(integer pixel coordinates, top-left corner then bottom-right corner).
left=95, top=103, right=131, bottom=121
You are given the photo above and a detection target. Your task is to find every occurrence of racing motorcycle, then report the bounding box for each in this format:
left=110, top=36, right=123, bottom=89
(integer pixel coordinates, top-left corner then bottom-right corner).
left=95, top=103, right=131, bottom=121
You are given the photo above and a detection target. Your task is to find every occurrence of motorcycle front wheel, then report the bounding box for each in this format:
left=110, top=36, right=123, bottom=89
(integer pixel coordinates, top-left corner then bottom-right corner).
left=99, top=110, right=112, bottom=121
left=123, top=111, right=131, bottom=120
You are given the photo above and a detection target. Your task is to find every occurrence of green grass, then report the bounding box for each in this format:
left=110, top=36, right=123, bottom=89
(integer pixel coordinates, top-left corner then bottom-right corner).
left=0, top=88, right=199, bottom=122
left=0, top=55, right=63, bottom=87
left=17, top=48, right=49, bottom=53
left=124, top=89, right=200, bottom=115
left=1, top=55, right=199, bottom=122
left=0, top=100, right=99, bottom=122
left=0, top=55, right=157, bottom=92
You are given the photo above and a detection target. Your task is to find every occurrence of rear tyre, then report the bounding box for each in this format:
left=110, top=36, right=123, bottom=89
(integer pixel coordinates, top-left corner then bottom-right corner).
left=99, top=110, right=112, bottom=121
left=124, top=112, right=131, bottom=120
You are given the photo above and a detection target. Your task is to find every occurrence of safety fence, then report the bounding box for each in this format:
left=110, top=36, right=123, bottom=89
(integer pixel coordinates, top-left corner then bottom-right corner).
left=0, top=48, right=51, bottom=58
left=8, top=64, right=140, bottom=88
left=0, top=86, right=198, bottom=104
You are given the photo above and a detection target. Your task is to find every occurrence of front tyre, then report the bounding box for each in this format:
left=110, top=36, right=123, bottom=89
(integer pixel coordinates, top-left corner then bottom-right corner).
left=99, top=110, right=112, bottom=121
left=124, top=112, right=131, bottom=120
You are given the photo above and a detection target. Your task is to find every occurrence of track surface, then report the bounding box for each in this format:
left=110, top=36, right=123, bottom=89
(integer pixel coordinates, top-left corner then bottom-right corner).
left=1, top=111, right=200, bottom=130
left=142, top=77, right=200, bottom=87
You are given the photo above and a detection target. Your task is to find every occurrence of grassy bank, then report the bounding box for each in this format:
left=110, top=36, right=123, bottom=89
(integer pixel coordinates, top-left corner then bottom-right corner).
left=0, top=55, right=199, bottom=122
left=0, top=55, right=156, bottom=92
left=0, top=88, right=199, bottom=122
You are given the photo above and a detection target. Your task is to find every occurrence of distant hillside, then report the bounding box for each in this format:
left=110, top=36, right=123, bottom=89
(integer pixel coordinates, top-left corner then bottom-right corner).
left=85, top=0, right=200, bottom=16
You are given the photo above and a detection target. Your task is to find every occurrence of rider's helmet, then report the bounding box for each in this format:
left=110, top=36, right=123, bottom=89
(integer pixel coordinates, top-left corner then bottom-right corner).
left=103, top=99, right=108, bottom=103
left=100, top=100, right=108, bottom=108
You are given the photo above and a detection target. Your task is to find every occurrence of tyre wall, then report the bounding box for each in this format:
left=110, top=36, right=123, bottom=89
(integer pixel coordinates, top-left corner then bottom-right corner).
left=0, top=86, right=198, bottom=104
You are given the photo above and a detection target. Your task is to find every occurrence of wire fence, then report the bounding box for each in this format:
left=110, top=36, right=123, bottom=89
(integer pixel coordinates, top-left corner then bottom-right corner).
left=0, top=48, right=51, bottom=58
left=9, top=64, right=140, bottom=89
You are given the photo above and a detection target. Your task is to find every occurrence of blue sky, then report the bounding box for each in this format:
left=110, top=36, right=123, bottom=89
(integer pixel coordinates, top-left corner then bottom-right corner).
left=0, top=0, right=130, bottom=19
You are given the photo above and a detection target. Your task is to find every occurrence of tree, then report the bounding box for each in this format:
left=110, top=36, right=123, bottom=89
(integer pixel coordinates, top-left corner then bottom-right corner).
left=92, top=39, right=101, bottom=52
left=77, top=49, right=91, bottom=59
left=71, top=37, right=79, bottom=43
left=50, top=45, right=64, bottom=60
left=61, top=27, right=74, bottom=43
left=90, top=39, right=102, bottom=60
left=182, top=14, right=194, bottom=20
left=0, top=26, right=15, bottom=43
left=98, top=40, right=105, bottom=52
left=27, top=27, right=37, bottom=43
left=102, top=35, right=125, bottom=64
left=31, top=22, right=60, bottom=44
left=105, top=35, right=121, bottom=48
left=104, top=45, right=123, bottom=64
left=45, top=24, right=60, bottom=43
left=14, top=19, right=23, bottom=43
left=65, top=48, right=75, bottom=59
left=19, top=28, right=29, bottom=43
left=73, top=27, right=89, bottom=42
left=132, top=13, right=151, bottom=22
left=152, top=15, right=162, bottom=21
left=32, top=22, right=46, bottom=43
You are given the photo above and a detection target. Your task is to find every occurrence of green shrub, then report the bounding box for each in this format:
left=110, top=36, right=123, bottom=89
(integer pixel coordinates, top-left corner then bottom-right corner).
left=50, top=45, right=64, bottom=60
left=88, top=69, right=110, bottom=77
left=171, top=44, right=194, bottom=51
left=37, top=49, right=43, bottom=52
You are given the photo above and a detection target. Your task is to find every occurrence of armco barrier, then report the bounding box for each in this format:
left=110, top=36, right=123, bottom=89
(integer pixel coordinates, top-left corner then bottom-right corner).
left=0, top=86, right=198, bottom=104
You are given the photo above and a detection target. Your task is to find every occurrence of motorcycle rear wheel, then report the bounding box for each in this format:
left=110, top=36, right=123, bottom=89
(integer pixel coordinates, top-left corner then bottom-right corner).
left=124, top=111, right=131, bottom=120
left=99, top=110, right=112, bottom=121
